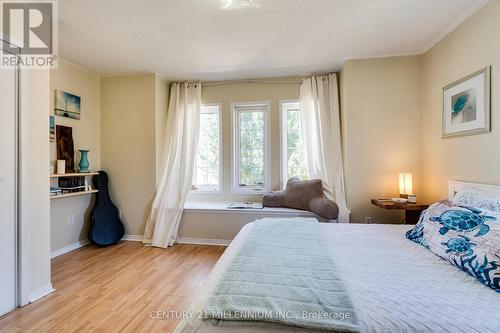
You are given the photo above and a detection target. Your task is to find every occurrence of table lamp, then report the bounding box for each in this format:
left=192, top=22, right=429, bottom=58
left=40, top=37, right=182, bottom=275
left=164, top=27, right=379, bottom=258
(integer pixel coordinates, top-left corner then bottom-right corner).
left=399, top=173, right=413, bottom=199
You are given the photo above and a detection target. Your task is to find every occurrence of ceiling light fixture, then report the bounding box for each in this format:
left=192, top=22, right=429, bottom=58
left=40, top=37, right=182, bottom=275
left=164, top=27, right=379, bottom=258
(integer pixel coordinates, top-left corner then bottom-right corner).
left=220, top=0, right=260, bottom=10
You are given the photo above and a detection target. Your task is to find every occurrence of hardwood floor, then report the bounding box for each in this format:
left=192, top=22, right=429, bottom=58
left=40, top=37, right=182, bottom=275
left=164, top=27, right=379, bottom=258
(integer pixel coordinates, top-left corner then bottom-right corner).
left=0, top=241, right=226, bottom=333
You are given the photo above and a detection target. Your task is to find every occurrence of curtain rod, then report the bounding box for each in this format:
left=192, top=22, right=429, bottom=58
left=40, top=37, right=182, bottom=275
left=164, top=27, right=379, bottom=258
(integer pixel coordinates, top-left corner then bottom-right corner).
left=201, top=73, right=337, bottom=87
left=202, top=80, right=302, bottom=87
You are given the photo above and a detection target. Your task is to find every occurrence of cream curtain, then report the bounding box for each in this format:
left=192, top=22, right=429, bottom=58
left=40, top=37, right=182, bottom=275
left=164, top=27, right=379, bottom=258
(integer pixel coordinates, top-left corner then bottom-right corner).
left=299, top=74, right=350, bottom=222
left=143, top=82, right=201, bottom=247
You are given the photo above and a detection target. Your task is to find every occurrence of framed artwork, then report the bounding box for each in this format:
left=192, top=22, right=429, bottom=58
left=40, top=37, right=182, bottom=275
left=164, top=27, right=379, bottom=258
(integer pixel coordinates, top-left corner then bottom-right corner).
left=55, top=90, right=81, bottom=120
left=443, top=66, right=490, bottom=138
left=49, top=115, right=55, bottom=142
left=56, top=125, right=75, bottom=173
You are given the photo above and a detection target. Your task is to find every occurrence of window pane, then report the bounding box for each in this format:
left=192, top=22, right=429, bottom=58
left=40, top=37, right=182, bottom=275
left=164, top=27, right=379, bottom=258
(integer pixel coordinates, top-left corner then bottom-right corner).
left=194, top=107, right=220, bottom=190
left=239, top=110, right=264, bottom=187
left=286, top=108, right=309, bottom=181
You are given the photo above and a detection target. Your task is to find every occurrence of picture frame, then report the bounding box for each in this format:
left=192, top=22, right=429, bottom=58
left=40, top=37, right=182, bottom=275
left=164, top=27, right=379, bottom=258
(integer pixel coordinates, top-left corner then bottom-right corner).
left=55, top=90, right=81, bottom=120
left=442, top=66, right=490, bottom=138
left=56, top=125, right=76, bottom=173
left=49, top=115, right=55, bottom=142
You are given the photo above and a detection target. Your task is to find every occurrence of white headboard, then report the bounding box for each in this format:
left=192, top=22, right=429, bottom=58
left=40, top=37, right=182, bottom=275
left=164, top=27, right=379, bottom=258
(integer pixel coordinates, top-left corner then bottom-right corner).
left=448, top=181, right=500, bottom=200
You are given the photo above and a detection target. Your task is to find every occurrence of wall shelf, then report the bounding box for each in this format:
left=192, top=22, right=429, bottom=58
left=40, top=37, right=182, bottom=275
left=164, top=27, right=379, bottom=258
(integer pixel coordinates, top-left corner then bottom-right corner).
left=50, top=172, right=99, bottom=199
left=50, top=172, right=99, bottom=178
left=50, top=190, right=98, bottom=200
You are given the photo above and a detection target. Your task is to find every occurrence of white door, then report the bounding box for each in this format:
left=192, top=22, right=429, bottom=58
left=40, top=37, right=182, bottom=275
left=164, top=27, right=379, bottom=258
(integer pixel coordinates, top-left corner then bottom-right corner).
left=0, top=63, right=18, bottom=315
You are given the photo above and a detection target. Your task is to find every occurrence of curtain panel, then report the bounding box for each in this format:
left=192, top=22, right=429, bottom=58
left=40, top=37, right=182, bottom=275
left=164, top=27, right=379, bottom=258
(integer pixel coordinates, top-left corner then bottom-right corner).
left=143, top=82, right=201, bottom=247
left=299, top=73, right=350, bottom=222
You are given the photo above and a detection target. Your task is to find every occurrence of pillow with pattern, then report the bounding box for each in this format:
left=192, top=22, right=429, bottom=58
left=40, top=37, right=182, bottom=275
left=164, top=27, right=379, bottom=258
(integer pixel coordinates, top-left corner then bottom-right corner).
left=406, top=200, right=500, bottom=292
left=453, top=191, right=500, bottom=214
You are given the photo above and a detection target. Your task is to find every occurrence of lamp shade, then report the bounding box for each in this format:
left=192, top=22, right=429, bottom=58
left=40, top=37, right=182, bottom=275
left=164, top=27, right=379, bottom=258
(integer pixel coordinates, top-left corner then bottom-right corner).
left=399, top=173, right=413, bottom=195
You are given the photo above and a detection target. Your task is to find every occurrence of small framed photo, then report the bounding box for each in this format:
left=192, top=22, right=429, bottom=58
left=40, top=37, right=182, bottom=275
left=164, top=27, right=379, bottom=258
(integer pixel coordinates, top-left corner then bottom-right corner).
left=49, top=115, right=55, bottom=142
left=55, top=90, right=81, bottom=120
left=443, top=66, right=490, bottom=138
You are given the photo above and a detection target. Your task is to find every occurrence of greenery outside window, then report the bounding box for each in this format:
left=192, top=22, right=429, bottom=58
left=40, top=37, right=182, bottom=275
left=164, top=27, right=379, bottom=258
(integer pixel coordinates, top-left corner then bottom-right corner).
left=280, top=100, right=309, bottom=188
left=192, top=104, right=221, bottom=192
left=231, top=102, right=270, bottom=193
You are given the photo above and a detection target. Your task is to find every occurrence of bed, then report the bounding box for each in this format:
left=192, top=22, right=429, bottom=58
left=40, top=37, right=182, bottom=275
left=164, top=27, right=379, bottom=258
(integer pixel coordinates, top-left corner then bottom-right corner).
left=174, top=182, right=500, bottom=333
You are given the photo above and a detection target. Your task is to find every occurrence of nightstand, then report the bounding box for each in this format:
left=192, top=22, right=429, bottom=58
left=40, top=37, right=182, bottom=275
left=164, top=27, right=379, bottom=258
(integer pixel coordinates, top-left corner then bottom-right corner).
left=371, top=199, right=429, bottom=224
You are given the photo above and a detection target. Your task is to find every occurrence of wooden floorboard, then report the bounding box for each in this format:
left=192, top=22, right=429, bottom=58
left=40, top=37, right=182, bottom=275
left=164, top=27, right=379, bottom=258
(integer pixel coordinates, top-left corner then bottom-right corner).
left=0, top=241, right=226, bottom=333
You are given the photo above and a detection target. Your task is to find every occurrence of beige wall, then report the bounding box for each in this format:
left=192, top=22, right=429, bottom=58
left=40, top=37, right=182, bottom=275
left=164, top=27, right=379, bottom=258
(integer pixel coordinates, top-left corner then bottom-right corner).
left=179, top=209, right=318, bottom=242
left=49, top=59, right=101, bottom=252
left=340, top=57, right=422, bottom=223
left=27, top=68, right=51, bottom=295
left=185, top=71, right=422, bottom=226
left=101, top=74, right=167, bottom=236
left=339, top=0, right=500, bottom=222
left=421, top=0, right=500, bottom=203
left=155, top=76, right=169, bottom=184
left=24, top=0, right=498, bottom=304
left=46, top=0, right=499, bottom=248
left=187, top=78, right=301, bottom=203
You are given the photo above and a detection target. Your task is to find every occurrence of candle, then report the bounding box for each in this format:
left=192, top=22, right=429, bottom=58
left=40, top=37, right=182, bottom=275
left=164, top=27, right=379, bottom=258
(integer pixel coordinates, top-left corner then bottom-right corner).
left=57, top=160, right=66, bottom=174
left=408, top=194, right=417, bottom=204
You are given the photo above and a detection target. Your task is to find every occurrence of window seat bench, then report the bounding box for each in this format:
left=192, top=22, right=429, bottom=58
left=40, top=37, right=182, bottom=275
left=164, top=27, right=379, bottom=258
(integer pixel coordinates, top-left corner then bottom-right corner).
left=184, top=201, right=323, bottom=215
left=178, top=201, right=336, bottom=246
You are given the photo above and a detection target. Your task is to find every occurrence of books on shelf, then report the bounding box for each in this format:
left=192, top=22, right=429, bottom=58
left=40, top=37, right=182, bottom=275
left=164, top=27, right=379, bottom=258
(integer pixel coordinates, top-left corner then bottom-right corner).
left=59, top=185, right=86, bottom=193
left=57, top=176, right=91, bottom=193
left=58, top=176, right=85, bottom=188
left=50, top=187, right=62, bottom=196
left=49, top=174, right=96, bottom=198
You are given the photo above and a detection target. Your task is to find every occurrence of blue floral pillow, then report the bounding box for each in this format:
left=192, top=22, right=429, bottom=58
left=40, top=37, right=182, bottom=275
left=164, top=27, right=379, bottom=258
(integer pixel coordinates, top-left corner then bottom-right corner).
left=406, top=200, right=500, bottom=292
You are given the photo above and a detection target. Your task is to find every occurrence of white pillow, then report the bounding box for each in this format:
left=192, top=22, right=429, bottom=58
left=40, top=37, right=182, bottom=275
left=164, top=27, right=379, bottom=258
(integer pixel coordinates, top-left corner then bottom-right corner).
left=453, top=191, right=500, bottom=213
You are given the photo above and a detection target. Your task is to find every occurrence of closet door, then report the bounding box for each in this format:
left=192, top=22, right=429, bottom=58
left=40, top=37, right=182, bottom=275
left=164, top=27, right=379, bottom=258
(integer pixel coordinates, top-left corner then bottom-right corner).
left=0, top=65, right=17, bottom=316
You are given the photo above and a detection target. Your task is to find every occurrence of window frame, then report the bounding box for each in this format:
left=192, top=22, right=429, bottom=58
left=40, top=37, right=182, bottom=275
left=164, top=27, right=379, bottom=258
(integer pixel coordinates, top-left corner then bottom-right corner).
left=231, top=101, right=271, bottom=194
left=280, top=100, right=307, bottom=189
left=191, top=103, right=223, bottom=194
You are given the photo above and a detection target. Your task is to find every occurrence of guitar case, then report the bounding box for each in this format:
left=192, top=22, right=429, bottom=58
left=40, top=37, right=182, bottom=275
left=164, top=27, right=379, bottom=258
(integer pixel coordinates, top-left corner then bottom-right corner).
left=89, top=171, right=125, bottom=245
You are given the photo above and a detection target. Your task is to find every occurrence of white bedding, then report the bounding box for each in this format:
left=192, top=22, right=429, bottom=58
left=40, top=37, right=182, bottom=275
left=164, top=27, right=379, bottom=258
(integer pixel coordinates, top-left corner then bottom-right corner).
left=175, top=222, right=500, bottom=333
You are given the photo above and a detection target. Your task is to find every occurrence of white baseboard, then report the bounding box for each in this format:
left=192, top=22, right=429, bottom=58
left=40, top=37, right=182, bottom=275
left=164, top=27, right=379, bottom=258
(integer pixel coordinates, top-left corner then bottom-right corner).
left=122, top=234, right=144, bottom=241
left=29, top=283, right=55, bottom=303
left=177, top=237, right=231, bottom=246
left=122, top=234, right=230, bottom=246
left=51, top=239, right=89, bottom=259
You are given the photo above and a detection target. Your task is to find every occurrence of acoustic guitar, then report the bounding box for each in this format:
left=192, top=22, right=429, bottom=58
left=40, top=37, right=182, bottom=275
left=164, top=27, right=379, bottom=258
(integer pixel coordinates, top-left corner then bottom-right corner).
left=89, top=171, right=125, bottom=245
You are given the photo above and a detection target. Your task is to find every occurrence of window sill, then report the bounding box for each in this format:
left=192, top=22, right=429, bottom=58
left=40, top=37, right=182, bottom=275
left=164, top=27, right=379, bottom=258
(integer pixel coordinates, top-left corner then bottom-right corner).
left=230, top=189, right=268, bottom=195
left=189, top=190, right=222, bottom=195
left=183, top=201, right=319, bottom=216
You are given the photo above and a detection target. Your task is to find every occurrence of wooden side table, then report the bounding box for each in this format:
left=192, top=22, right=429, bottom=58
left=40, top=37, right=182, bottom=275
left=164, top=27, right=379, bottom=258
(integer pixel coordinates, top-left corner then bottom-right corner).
left=371, top=199, right=429, bottom=224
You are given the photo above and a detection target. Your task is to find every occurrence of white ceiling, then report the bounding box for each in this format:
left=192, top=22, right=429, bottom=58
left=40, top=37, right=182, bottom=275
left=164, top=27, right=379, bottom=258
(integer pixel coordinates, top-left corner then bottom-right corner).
left=58, top=0, right=488, bottom=81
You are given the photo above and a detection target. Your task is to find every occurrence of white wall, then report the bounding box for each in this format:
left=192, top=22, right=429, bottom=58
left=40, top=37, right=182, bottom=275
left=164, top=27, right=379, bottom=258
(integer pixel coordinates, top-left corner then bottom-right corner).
left=49, top=59, right=101, bottom=253
left=27, top=68, right=51, bottom=298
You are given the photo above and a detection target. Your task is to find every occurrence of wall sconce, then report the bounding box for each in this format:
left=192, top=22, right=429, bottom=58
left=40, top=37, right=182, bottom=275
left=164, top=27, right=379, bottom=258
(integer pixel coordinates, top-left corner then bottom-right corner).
left=399, top=173, right=413, bottom=198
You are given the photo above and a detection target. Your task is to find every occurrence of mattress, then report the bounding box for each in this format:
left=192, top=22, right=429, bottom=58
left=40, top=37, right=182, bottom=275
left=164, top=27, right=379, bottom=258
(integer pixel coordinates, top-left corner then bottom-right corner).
left=174, top=222, right=500, bottom=333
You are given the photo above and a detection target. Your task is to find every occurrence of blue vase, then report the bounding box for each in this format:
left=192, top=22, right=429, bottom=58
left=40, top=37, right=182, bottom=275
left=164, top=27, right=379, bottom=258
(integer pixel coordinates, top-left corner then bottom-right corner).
left=78, top=150, right=90, bottom=173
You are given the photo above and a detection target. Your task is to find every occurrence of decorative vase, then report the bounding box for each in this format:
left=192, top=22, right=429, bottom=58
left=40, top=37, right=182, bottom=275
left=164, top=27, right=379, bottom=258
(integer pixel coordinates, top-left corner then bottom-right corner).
left=78, top=150, right=90, bottom=173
